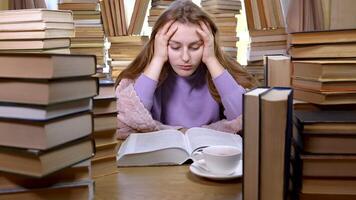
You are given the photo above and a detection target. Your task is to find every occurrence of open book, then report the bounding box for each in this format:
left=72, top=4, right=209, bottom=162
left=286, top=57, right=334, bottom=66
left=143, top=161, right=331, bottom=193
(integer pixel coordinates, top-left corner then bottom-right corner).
left=116, top=127, right=242, bottom=166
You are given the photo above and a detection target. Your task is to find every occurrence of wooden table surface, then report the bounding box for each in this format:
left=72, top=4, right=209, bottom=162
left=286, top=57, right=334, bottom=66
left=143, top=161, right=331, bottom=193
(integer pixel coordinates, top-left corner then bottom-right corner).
left=94, top=165, right=242, bottom=200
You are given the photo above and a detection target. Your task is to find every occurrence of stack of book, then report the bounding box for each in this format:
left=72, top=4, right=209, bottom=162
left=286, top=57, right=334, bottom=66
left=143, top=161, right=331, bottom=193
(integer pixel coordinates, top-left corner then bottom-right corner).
left=92, top=79, right=118, bottom=178
left=242, top=0, right=287, bottom=62
left=148, top=0, right=174, bottom=27
left=0, top=9, right=74, bottom=54
left=244, top=60, right=264, bottom=86
left=293, top=110, right=356, bottom=200
left=109, top=35, right=149, bottom=80
left=201, top=0, right=241, bottom=60
left=289, top=30, right=356, bottom=105
left=0, top=53, right=98, bottom=199
left=285, top=2, right=356, bottom=198
left=58, top=0, right=105, bottom=65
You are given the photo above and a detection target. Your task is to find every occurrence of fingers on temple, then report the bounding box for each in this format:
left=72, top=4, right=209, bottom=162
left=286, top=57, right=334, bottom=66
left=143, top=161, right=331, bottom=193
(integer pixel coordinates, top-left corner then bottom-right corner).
left=196, top=27, right=208, bottom=41
left=199, top=21, right=211, bottom=34
left=166, top=24, right=178, bottom=40
left=161, top=20, right=176, bottom=35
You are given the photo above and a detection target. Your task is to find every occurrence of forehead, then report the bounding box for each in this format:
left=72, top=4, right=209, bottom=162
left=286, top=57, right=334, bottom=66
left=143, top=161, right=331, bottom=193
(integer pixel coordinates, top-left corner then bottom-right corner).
left=169, top=22, right=201, bottom=43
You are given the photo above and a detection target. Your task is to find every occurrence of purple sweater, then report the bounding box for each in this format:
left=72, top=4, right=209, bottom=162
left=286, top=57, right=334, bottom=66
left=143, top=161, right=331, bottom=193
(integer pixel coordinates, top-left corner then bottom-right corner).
left=134, top=67, right=245, bottom=128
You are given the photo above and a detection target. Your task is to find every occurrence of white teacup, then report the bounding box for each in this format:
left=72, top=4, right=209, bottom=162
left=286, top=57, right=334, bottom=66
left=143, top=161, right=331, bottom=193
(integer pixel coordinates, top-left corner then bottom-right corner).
left=192, top=145, right=241, bottom=175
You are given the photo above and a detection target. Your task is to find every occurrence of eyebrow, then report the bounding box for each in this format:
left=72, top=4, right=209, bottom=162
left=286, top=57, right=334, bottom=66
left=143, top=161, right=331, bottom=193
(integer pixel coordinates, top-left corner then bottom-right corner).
left=169, top=40, right=203, bottom=45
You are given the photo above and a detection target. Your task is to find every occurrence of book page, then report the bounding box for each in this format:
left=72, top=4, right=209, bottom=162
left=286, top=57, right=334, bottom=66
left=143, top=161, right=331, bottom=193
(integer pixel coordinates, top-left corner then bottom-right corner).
left=185, top=127, right=243, bottom=155
left=123, top=129, right=188, bottom=154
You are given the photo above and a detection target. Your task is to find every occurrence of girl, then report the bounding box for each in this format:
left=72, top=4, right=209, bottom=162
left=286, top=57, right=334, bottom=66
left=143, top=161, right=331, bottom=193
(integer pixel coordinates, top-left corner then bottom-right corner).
left=115, top=0, right=257, bottom=139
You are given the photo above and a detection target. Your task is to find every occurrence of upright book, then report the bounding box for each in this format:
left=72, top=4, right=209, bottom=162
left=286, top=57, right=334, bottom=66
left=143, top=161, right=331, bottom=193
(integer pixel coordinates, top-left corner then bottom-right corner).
left=243, top=87, right=270, bottom=200
left=243, top=87, right=293, bottom=200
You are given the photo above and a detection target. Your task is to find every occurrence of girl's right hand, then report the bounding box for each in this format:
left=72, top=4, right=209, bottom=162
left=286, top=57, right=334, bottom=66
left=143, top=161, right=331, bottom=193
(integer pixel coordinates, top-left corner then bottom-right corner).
left=152, top=20, right=178, bottom=64
left=144, top=20, right=177, bottom=81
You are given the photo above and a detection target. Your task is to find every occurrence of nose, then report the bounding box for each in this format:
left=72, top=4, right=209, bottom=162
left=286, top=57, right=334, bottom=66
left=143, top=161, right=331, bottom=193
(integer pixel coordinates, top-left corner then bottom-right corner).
left=181, top=47, right=190, bottom=62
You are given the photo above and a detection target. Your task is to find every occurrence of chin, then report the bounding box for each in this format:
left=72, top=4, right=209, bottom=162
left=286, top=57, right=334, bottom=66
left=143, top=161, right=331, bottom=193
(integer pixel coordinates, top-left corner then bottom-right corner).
left=175, top=69, right=195, bottom=77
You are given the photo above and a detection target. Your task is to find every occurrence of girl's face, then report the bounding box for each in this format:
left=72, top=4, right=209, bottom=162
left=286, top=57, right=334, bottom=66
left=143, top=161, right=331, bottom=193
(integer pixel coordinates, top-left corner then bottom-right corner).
left=167, top=22, right=204, bottom=77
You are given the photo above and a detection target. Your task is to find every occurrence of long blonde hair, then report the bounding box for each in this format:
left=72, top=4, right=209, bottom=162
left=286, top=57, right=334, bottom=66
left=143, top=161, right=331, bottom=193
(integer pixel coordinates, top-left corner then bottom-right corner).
left=115, top=0, right=257, bottom=102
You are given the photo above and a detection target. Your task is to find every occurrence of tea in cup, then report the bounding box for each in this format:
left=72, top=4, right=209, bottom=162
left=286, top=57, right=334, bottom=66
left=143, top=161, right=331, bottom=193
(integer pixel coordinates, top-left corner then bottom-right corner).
left=192, top=145, right=241, bottom=175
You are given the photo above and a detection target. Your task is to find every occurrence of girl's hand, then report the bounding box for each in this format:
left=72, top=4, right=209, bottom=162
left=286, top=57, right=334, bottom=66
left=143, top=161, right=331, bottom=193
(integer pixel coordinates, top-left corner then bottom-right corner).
left=144, top=20, right=177, bottom=81
left=196, top=21, right=216, bottom=65
left=152, top=20, right=178, bottom=64
left=196, top=21, right=225, bottom=78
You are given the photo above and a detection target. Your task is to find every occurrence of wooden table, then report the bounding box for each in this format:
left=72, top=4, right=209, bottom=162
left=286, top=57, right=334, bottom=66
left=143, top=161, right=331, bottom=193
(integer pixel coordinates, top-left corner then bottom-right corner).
left=94, top=165, right=242, bottom=200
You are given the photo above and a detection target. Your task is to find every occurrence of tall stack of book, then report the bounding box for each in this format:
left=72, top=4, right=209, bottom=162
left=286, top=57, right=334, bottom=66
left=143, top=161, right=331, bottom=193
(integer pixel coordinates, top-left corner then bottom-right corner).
left=148, top=0, right=174, bottom=27
left=242, top=0, right=287, bottom=62
left=286, top=1, right=356, bottom=198
left=244, top=60, right=264, bottom=86
left=293, top=110, right=356, bottom=200
left=58, top=0, right=105, bottom=66
left=92, top=79, right=119, bottom=178
left=201, top=0, right=241, bottom=60
left=0, top=9, right=74, bottom=54
left=109, top=35, right=149, bottom=80
left=0, top=53, right=98, bottom=199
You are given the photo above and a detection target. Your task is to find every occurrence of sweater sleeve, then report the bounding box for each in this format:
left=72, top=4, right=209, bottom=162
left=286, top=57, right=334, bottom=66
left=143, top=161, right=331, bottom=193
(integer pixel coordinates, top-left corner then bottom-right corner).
left=133, top=74, right=158, bottom=110
left=213, top=70, right=246, bottom=120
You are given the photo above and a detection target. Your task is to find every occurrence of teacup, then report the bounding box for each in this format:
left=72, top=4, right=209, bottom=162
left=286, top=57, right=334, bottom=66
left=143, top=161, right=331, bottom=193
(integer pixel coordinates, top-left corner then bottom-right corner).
left=192, top=145, right=241, bottom=175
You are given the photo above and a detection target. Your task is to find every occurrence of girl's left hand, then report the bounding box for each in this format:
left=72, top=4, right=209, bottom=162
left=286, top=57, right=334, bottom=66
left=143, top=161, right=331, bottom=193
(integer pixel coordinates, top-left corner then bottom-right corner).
left=196, top=21, right=217, bottom=65
left=196, top=21, right=225, bottom=78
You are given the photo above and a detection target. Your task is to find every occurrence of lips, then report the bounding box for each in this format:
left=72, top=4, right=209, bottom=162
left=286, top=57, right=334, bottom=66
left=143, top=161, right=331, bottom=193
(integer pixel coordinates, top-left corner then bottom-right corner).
left=179, top=65, right=193, bottom=70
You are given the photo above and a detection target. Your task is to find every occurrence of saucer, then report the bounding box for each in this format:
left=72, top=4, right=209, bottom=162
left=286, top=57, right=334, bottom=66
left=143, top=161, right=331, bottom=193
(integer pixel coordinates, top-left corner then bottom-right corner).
left=189, top=160, right=243, bottom=180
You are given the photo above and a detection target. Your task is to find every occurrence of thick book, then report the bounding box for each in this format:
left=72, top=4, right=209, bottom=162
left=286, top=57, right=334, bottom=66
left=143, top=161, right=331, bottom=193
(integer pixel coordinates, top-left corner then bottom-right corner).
left=93, top=113, right=117, bottom=133
left=0, top=136, right=94, bottom=178
left=289, top=29, right=356, bottom=45
left=301, top=155, right=356, bottom=177
left=0, top=39, right=71, bottom=50
left=0, top=98, right=92, bottom=120
left=292, top=78, right=356, bottom=92
left=0, top=77, right=98, bottom=105
left=294, top=88, right=356, bottom=105
left=0, top=9, right=73, bottom=23
left=301, top=177, right=356, bottom=196
left=0, top=160, right=91, bottom=189
left=259, top=88, right=293, bottom=200
left=116, top=127, right=242, bottom=166
left=0, top=53, right=96, bottom=79
left=264, top=55, right=291, bottom=87
left=0, top=112, right=93, bottom=150
left=0, top=22, right=74, bottom=31
left=293, top=60, right=356, bottom=81
left=93, top=97, right=117, bottom=115
left=289, top=43, right=356, bottom=58
left=0, top=180, right=94, bottom=200
left=0, top=29, right=75, bottom=40
left=299, top=192, right=356, bottom=200
left=92, top=155, right=118, bottom=178
left=243, top=87, right=270, bottom=200
left=294, top=110, right=356, bottom=154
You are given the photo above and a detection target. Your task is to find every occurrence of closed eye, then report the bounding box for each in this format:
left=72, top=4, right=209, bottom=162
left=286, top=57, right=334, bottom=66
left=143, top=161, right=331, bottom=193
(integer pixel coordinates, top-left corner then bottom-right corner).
left=190, top=44, right=201, bottom=50
left=169, top=44, right=180, bottom=50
